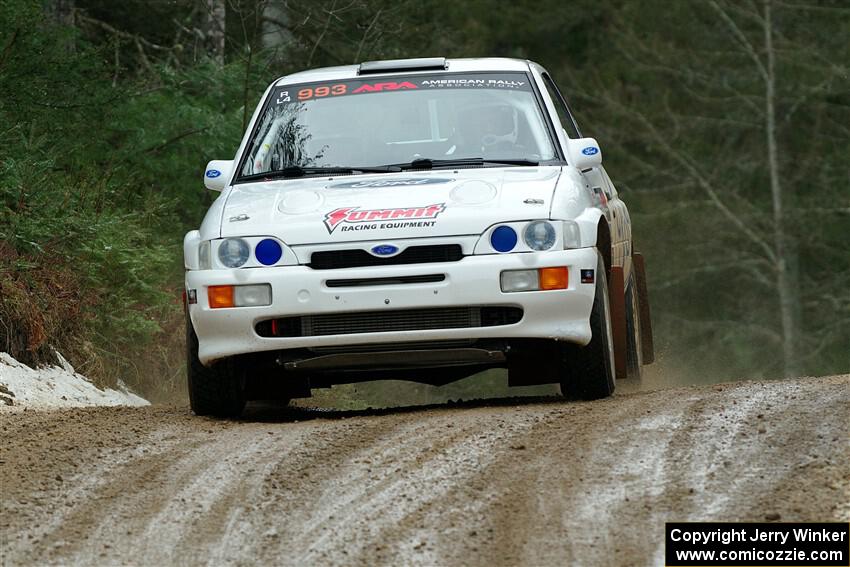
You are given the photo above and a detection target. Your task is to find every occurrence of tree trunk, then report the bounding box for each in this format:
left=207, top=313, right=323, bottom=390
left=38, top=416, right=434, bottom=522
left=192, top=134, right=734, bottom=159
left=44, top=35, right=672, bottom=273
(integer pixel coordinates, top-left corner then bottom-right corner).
left=763, top=0, right=798, bottom=377
left=262, top=3, right=292, bottom=49
left=43, top=0, right=74, bottom=26
left=42, top=0, right=75, bottom=52
left=205, top=0, right=225, bottom=65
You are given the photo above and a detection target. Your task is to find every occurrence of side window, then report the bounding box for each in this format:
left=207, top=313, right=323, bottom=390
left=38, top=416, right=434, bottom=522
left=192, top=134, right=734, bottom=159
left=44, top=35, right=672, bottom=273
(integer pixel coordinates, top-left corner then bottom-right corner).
left=541, top=73, right=582, bottom=139
left=600, top=168, right=618, bottom=199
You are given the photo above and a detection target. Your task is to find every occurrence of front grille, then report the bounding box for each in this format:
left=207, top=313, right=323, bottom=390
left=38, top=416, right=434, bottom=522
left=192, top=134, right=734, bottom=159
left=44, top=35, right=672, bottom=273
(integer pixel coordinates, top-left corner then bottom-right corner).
left=255, top=306, right=523, bottom=338
left=309, top=244, right=463, bottom=270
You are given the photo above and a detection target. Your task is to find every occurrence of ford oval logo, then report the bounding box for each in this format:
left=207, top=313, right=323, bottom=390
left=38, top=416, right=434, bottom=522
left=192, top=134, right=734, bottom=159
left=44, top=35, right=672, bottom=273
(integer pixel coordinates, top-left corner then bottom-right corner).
left=371, top=244, right=399, bottom=256
left=581, top=146, right=599, bottom=156
left=205, top=169, right=221, bottom=178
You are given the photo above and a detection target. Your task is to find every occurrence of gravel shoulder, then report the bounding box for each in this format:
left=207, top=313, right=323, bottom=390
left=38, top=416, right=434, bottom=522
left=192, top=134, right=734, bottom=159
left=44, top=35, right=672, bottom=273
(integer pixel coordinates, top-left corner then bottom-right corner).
left=1, top=374, right=848, bottom=566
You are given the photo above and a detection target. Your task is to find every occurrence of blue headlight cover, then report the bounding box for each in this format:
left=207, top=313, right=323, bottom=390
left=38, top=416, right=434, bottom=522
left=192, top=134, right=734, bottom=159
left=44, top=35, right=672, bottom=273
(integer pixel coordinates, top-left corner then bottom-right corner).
left=490, top=225, right=518, bottom=253
left=255, top=238, right=283, bottom=265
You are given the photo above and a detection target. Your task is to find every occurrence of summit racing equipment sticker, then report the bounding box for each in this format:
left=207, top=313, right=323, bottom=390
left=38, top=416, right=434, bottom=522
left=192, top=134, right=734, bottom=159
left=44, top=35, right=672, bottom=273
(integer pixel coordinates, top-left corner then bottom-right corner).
left=323, top=203, right=445, bottom=233
left=329, top=177, right=453, bottom=189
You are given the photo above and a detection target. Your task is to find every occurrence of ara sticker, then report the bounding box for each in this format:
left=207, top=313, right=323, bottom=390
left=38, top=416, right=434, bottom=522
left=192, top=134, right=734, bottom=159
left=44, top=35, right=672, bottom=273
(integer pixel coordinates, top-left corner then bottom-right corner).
left=581, top=147, right=599, bottom=156
left=352, top=81, right=417, bottom=94
left=580, top=269, right=595, bottom=284
left=323, top=203, right=446, bottom=233
left=205, top=169, right=221, bottom=178
left=330, top=178, right=453, bottom=189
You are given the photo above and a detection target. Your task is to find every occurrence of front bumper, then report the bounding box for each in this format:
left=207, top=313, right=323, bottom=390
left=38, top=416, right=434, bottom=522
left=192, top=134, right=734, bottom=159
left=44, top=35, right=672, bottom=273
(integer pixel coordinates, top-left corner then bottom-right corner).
left=186, top=247, right=599, bottom=365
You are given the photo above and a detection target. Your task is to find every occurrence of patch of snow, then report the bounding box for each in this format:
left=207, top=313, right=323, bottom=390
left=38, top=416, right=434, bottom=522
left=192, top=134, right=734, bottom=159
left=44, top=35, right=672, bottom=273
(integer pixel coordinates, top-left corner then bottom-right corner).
left=0, top=352, right=148, bottom=409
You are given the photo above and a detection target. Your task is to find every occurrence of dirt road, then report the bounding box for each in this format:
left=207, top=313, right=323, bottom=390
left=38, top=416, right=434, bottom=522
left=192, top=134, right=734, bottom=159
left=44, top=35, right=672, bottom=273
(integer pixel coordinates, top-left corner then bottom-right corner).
left=1, top=375, right=848, bottom=567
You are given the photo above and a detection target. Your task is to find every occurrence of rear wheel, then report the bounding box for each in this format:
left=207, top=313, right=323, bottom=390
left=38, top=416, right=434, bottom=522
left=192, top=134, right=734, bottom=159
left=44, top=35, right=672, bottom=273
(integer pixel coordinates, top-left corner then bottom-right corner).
left=625, top=269, right=643, bottom=380
left=560, top=251, right=616, bottom=400
left=186, top=318, right=246, bottom=418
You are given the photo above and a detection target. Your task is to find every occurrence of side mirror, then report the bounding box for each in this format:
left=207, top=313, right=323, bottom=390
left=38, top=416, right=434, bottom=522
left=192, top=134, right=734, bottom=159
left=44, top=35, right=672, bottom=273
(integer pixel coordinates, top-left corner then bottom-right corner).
left=203, top=160, right=233, bottom=191
left=566, top=137, right=602, bottom=169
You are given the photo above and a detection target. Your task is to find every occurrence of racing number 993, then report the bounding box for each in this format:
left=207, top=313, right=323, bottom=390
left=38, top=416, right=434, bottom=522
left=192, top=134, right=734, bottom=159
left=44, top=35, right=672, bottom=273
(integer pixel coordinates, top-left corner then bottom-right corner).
left=298, top=84, right=347, bottom=100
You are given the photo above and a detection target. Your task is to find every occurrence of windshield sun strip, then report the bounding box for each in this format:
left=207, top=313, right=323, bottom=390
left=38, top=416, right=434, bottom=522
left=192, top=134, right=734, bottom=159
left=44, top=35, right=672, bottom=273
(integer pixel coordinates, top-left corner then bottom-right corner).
left=233, top=70, right=564, bottom=184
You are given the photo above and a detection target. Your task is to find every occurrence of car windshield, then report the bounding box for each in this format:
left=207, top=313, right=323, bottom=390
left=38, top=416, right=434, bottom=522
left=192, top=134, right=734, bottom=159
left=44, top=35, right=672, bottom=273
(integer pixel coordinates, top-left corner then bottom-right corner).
left=237, top=72, right=558, bottom=180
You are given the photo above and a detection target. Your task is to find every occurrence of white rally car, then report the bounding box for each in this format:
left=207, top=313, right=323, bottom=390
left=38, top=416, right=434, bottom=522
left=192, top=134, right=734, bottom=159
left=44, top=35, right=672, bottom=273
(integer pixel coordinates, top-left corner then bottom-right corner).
left=184, top=57, right=654, bottom=417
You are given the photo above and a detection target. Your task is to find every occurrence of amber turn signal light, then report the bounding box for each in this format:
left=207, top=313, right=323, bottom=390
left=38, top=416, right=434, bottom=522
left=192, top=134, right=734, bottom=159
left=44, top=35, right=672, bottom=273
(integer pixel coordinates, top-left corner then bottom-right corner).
left=539, top=267, right=569, bottom=290
left=208, top=285, right=235, bottom=308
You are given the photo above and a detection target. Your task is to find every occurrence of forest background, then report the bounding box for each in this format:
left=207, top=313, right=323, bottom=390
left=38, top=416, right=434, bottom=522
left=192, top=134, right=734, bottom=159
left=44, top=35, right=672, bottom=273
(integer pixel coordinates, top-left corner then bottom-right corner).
left=1, top=0, right=848, bottom=401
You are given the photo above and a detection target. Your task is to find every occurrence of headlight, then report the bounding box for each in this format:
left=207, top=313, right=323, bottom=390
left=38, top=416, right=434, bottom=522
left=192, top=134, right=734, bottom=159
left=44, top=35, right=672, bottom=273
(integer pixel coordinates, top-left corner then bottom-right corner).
left=523, top=221, right=556, bottom=251
left=217, top=238, right=250, bottom=268
left=562, top=220, right=581, bottom=249
left=198, top=241, right=211, bottom=270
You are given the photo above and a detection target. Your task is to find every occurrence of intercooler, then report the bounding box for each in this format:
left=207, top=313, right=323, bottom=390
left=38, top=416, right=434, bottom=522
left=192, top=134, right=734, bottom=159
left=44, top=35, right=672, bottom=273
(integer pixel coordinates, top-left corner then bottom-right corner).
left=255, top=306, right=523, bottom=338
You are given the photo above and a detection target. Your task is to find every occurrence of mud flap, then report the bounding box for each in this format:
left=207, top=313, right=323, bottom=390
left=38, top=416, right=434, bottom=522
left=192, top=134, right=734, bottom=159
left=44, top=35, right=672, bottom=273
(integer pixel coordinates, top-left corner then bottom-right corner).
left=609, top=266, right=628, bottom=381
left=633, top=253, right=655, bottom=364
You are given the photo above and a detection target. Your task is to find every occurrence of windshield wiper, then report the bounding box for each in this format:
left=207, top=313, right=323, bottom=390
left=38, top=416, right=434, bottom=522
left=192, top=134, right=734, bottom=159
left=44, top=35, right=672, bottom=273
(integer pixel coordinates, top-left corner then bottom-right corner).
left=385, top=157, right=540, bottom=170
left=239, top=164, right=400, bottom=182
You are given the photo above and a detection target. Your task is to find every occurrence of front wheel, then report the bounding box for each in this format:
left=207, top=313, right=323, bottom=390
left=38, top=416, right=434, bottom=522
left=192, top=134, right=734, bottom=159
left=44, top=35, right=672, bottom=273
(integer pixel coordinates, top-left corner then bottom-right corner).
left=186, top=318, right=246, bottom=418
left=560, top=251, right=616, bottom=400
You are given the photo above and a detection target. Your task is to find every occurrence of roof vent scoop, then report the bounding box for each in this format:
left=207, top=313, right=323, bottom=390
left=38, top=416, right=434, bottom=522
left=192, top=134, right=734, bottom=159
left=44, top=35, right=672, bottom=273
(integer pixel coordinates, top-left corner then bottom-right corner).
left=358, top=57, right=447, bottom=75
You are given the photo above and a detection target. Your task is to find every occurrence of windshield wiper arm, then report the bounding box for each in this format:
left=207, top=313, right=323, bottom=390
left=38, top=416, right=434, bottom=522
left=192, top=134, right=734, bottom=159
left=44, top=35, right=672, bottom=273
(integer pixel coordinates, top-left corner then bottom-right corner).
left=239, top=164, right=400, bottom=181
left=386, top=157, right=539, bottom=170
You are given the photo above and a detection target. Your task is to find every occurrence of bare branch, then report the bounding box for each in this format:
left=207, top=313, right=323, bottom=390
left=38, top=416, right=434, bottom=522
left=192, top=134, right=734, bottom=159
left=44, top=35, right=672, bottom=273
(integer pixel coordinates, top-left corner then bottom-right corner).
left=75, top=13, right=171, bottom=52
left=354, top=8, right=382, bottom=63
left=775, top=1, right=850, bottom=13
left=142, top=128, right=209, bottom=154
left=653, top=257, right=773, bottom=291
left=0, top=28, right=20, bottom=72
left=307, top=0, right=337, bottom=67
left=602, top=92, right=779, bottom=265
left=707, top=0, right=768, bottom=81
left=133, top=37, right=155, bottom=75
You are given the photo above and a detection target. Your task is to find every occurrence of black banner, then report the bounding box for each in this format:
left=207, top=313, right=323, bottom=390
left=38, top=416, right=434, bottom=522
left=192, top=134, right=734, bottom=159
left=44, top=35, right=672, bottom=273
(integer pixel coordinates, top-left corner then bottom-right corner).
left=665, top=522, right=849, bottom=566
left=272, top=72, right=533, bottom=105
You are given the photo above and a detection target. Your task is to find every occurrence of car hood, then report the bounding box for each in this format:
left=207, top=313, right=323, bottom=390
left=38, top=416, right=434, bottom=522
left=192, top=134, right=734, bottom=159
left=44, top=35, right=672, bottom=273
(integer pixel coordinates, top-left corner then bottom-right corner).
left=219, top=167, right=562, bottom=244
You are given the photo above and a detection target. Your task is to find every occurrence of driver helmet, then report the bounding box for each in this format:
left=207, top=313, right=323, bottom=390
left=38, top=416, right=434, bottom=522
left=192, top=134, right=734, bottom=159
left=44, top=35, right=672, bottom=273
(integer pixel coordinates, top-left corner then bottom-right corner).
left=455, top=102, right=520, bottom=150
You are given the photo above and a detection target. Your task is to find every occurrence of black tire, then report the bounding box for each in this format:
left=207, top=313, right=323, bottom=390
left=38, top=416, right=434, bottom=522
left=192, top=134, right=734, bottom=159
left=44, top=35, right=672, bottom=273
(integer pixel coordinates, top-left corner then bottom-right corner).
left=625, top=269, right=644, bottom=380
left=561, top=251, right=616, bottom=400
left=186, top=318, right=246, bottom=418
